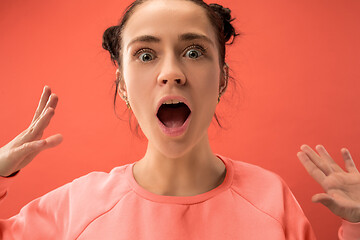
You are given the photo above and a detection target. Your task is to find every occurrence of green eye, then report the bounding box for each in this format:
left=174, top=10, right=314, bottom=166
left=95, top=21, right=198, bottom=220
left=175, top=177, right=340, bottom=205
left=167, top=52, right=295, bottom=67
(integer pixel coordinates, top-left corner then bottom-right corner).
left=186, top=49, right=202, bottom=59
left=139, top=53, right=154, bottom=62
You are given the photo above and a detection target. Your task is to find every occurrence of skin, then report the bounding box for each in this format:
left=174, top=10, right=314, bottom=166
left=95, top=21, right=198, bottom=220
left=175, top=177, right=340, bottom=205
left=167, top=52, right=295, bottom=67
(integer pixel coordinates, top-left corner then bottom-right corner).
left=117, top=0, right=228, bottom=196
left=297, top=144, right=360, bottom=222
left=0, top=0, right=358, bottom=224
left=0, top=86, right=63, bottom=177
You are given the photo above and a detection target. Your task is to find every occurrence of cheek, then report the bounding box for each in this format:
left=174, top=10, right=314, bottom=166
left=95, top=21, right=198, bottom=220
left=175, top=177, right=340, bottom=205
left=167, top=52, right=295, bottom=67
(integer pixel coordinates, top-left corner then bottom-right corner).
left=123, top=62, right=157, bottom=118
left=123, top=58, right=151, bottom=94
left=189, top=63, right=220, bottom=96
left=188, top=63, right=220, bottom=122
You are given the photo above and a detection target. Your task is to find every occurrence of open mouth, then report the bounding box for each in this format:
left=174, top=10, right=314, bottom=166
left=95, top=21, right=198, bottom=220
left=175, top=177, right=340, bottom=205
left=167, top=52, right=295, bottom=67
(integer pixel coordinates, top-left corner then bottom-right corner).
left=156, top=102, right=191, bottom=128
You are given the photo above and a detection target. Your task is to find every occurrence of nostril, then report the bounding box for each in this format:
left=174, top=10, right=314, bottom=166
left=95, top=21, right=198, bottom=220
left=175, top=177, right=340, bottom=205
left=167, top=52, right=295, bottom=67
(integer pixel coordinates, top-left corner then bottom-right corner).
left=161, top=79, right=182, bottom=84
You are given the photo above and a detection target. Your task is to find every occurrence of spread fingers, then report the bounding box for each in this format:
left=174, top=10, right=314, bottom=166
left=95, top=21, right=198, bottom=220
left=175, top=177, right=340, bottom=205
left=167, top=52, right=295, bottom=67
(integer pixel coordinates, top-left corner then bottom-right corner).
left=297, top=151, right=326, bottom=185
left=31, top=86, right=51, bottom=123
left=26, top=107, right=55, bottom=140
left=300, top=144, right=333, bottom=176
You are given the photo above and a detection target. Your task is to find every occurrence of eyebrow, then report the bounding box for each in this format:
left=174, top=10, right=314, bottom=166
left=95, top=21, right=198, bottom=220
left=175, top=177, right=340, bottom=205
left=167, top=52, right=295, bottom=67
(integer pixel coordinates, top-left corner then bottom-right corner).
left=126, top=33, right=214, bottom=50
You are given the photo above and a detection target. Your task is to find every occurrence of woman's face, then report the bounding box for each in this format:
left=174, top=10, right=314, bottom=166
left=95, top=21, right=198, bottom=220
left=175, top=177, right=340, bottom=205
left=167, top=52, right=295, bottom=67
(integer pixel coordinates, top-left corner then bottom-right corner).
left=118, top=0, right=227, bottom=156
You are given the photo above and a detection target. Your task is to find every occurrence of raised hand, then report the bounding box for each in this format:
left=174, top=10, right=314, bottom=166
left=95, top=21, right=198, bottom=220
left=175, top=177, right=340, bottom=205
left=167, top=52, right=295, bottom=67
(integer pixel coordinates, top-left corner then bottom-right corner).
left=0, top=86, right=63, bottom=177
left=297, top=144, right=360, bottom=223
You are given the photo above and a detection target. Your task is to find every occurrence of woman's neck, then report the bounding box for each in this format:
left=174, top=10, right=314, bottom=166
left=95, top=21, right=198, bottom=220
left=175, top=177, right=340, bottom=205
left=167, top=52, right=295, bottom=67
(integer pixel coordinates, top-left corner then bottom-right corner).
left=132, top=135, right=226, bottom=196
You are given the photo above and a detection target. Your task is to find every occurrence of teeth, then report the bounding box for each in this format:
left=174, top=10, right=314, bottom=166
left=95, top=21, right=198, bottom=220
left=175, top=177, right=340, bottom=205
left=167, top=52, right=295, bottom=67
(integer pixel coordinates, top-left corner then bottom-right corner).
left=163, top=100, right=183, bottom=105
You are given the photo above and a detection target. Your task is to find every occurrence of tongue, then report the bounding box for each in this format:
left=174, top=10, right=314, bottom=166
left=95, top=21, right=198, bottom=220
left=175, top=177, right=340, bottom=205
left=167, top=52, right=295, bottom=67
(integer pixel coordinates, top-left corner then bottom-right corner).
left=157, top=104, right=190, bottom=128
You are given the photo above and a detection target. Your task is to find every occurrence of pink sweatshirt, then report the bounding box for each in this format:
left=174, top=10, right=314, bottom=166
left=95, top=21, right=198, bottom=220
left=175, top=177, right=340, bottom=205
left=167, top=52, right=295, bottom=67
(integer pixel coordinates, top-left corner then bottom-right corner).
left=0, top=154, right=359, bottom=239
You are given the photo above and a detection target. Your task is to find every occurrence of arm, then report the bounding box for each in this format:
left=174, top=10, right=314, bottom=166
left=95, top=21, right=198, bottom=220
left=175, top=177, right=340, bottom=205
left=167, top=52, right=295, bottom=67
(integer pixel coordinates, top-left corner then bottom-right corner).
left=0, top=172, right=18, bottom=204
left=0, top=86, right=63, bottom=238
left=278, top=176, right=317, bottom=240
left=297, top=144, right=360, bottom=239
left=0, top=174, right=71, bottom=240
left=338, top=220, right=360, bottom=240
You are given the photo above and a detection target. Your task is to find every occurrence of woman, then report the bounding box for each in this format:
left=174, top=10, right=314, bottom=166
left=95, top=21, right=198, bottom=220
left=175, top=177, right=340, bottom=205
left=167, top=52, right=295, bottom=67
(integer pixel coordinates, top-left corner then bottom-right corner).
left=1, top=0, right=359, bottom=239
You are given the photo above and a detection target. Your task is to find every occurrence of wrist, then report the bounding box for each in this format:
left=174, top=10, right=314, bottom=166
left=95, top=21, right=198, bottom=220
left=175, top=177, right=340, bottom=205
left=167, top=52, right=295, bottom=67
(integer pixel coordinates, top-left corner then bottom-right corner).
left=1, top=170, right=20, bottom=178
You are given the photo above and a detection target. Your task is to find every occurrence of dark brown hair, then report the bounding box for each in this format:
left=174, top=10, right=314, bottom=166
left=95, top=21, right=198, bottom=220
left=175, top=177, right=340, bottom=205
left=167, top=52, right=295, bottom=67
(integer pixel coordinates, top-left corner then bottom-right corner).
left=102, top=0, right=240, bottom=137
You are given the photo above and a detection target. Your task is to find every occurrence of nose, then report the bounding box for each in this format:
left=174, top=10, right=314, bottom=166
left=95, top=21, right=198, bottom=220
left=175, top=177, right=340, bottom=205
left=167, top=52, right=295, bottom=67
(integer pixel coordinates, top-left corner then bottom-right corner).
left=157, top=54, right=186, bottom=86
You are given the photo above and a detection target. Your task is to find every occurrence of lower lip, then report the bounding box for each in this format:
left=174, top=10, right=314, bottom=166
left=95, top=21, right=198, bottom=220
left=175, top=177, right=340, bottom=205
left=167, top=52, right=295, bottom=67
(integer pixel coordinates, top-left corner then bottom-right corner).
left=156, top=113, right=192, bottom=137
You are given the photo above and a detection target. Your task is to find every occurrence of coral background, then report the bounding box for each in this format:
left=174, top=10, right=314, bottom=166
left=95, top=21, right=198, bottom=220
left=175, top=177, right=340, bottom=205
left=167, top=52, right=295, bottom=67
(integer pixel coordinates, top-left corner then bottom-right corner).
left=1, top=0, right=360, bottom=239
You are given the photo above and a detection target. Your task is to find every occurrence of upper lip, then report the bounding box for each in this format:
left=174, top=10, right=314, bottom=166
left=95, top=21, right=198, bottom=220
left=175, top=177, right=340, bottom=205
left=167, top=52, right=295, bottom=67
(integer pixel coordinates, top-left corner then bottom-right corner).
left=156, top=95, right=192, bottom=114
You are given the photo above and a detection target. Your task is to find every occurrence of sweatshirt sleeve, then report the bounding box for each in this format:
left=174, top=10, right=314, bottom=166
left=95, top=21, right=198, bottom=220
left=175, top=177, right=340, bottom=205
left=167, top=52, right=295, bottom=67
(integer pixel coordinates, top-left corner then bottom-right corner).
left=277, top=177, right=317, bottom=240
left=233, top=162, right=318, bottom=239
left=0, top=172, right=18, bottom=204
left=338, top=219, right=360, bottom=240
left=0, top=173, right=71, bottom=240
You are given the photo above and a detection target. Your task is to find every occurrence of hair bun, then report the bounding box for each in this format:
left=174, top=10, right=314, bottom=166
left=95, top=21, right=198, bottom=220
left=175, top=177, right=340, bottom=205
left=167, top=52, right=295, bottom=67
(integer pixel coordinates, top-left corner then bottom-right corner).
left=102, top=25, right=121, bottom=65
left=209, top=3, right=231, bottom=21
left=209, top=3, right=239, bottom=44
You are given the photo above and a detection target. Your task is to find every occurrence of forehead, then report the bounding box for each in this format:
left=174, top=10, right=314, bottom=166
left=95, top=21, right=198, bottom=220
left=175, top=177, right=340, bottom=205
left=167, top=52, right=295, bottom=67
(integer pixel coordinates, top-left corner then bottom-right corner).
left=122, top=0, right=216, bottom=47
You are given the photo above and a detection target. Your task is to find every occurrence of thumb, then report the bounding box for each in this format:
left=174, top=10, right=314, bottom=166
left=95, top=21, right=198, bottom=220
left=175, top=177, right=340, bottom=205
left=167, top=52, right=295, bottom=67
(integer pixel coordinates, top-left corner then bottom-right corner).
left=312, top=193, right=336, bottom=209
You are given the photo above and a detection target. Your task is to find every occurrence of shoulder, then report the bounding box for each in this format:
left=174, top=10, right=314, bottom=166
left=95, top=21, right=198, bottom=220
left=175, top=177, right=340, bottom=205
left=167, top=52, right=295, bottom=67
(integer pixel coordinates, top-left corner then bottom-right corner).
left=69, top=164, right=131, bottom=196
left=228, top=157, right=286, bottom=192
left=225, top=157, right=301, bottom=222
left=37, top=164, right=132, bottom=202
left=46, top=163, right=134, bottom=220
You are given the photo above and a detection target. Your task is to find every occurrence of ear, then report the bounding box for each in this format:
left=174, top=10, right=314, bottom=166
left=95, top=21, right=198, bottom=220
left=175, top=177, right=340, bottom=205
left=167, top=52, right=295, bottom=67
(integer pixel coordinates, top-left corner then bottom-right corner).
left=219, top=63, right=229, bottom=96
left=116, top=69, right=127, bottom=100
